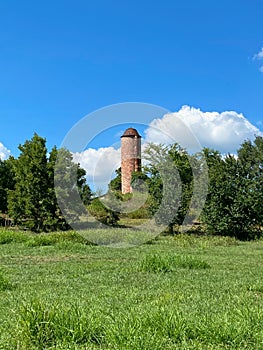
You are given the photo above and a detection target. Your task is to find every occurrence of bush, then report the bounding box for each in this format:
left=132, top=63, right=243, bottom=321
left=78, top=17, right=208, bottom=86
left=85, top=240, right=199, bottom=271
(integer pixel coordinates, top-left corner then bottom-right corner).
left=88, top=198, right=119, bottom=226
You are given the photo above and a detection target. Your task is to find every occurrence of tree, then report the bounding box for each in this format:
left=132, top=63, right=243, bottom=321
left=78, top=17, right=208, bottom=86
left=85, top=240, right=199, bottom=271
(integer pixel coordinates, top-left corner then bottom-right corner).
left=8, top=133, right=52, bottom=231
left=109, top=168, right=122, bottom=192
left=77, top=166, right=92, bottom=206
left=237, top=136, right=263, bottom=235
left=201, top=139, right=263, bottom=240
left=131, top=170, right=149, bottom=192
left=88, top=197, right=119, bottom=226
left=0, top=157, right=16, bottom=214
left=8, top=134, right=92, bottom=232
left=53, top=147, right=92, bottom=228
left=144, top=143, right=192, bottom=234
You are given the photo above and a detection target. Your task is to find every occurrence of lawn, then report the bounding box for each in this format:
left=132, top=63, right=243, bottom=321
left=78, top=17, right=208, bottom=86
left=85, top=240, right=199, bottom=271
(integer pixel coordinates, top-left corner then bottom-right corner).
left=0, top=229, right=263, bottom=349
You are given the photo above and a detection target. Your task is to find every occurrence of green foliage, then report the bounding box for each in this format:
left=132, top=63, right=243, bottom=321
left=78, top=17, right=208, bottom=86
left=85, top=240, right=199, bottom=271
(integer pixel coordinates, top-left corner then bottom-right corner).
left=0, top=229, right=28, bottom=244
left=13, top=141, right=56, bottom=231
left=126, top=206, right=150, bottom=219
left=25, top=234, right=63, bottom=247
left=0, top=157, right=16, bottom=214
left=54, top=147, right=91, bottom=227
left=144, top=143, right=193, bottom=234
left=8, top=134, right=56, bottom=232
left=88, top=198, right=119, bottom=226
left=201, top=138, right=263, bottom=240
left=7, top=134, right=91, bottom=232
left=109, top=167, right=122, bottom=192
left=130, top=170, right=149, bottom=192
left=238, top=136, right=263, bottom=232
left=107, top=137, right=262, bottom=239
left=108, top=169, right=151, bottom=220
left=4, top=131, right=261, bottom=240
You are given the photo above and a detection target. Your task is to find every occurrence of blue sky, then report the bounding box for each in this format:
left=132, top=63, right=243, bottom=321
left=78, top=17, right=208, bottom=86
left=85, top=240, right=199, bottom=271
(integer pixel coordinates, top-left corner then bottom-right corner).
left=0, top=0, right=263, bottom=165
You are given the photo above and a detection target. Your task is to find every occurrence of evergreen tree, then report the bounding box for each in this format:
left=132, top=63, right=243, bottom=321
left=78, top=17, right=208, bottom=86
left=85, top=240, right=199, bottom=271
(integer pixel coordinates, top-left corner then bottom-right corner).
left=237, top=136, right=263, bottom=235
left=0, top=157, right=16, bottom=214
left=8, top=134, right=92, bottom=232
left=201, top=138, right=263, bottom=239
left=8, top=134, right=51, bottom=231
left=109, top=168, right=122, bottom=192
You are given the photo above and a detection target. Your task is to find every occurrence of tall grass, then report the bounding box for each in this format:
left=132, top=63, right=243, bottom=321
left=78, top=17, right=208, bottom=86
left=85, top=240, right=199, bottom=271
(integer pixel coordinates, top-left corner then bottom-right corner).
left=0, top=229, right=90, bottom=247
left=17, top=300, right=106, bottom=348
left=172, top=233, right=239, bottom=248
left=25, top=231, right=90, bottom=247
left=0, top=229, right=28, bottom=244
left=0, top=270, right=13, bottom=291
left=139, top=253, right=210, bottom=272
left=16, top=298, right=263, bottom=349
left=0, top=231, right=263, bottom=348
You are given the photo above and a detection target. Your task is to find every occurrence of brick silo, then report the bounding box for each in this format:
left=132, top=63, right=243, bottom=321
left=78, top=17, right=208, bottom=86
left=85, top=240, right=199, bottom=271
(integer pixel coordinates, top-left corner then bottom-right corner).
left=121, top=128, right=142, bottom=194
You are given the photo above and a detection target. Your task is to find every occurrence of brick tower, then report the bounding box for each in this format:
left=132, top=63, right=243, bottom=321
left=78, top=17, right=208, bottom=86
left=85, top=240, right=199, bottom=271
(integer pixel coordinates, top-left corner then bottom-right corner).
left=121, top=128, right=142, bottom=194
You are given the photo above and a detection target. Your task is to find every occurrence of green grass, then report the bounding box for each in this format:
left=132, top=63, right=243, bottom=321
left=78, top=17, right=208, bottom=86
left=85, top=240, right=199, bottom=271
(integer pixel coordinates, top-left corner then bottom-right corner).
left=0, top=269, right=13, bottom=291
left=138, top=253, right=210, bottom=272
left=0, top=228, right=263, bottom=349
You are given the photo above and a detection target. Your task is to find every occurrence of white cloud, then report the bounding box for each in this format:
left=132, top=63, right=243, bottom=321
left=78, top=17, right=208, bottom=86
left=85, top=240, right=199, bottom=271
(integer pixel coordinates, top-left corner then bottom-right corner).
left=73, top=147, right=121, bottom=192
left=254, top=47, right=263, bottom=60
left=259, top=66, right=263, bottom=73
left=145, top=106, right=262, bottom=154
left=0, top=142, right=11, bottom=160
left=73, top=106, right=262, bottom=191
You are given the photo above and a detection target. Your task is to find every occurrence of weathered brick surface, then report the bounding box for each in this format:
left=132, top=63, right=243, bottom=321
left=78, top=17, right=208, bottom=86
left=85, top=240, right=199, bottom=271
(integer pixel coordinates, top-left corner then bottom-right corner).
left=121, top=128, right=141, bottom=194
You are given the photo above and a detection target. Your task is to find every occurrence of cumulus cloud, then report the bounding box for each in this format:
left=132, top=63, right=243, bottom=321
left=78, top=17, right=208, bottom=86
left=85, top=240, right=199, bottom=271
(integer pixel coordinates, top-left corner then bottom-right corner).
left=73, top=147, right=121, bottom=192
left=73, top=106, right=262, bottom=191
left=0, top=142, right=11, bottom=160
left=253, top=47, right=263, bottom=60
left=145, top=106, right=262, bottom=154
left=260, top=66, right=263, bottom=73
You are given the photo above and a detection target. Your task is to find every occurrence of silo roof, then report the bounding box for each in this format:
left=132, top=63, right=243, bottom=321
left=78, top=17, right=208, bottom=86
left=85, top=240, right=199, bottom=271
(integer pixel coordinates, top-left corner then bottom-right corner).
left=121, top=128, right=141, bottom=138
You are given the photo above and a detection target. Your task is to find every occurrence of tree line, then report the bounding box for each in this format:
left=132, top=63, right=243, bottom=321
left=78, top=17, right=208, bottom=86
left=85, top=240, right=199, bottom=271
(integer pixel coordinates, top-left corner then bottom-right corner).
left=0, top=133, right=262, bottom=240
left=109, top=136, right=263, bottom=240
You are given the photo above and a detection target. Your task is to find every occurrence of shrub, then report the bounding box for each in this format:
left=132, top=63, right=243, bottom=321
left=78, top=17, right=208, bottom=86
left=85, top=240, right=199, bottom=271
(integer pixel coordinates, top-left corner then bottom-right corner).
left=88, top=198, right=119, bottom=225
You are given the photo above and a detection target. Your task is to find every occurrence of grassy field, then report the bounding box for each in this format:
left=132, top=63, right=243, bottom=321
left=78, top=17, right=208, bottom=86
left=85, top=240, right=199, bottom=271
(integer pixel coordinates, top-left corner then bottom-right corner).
left=0, top=229, right=263, bottom=349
